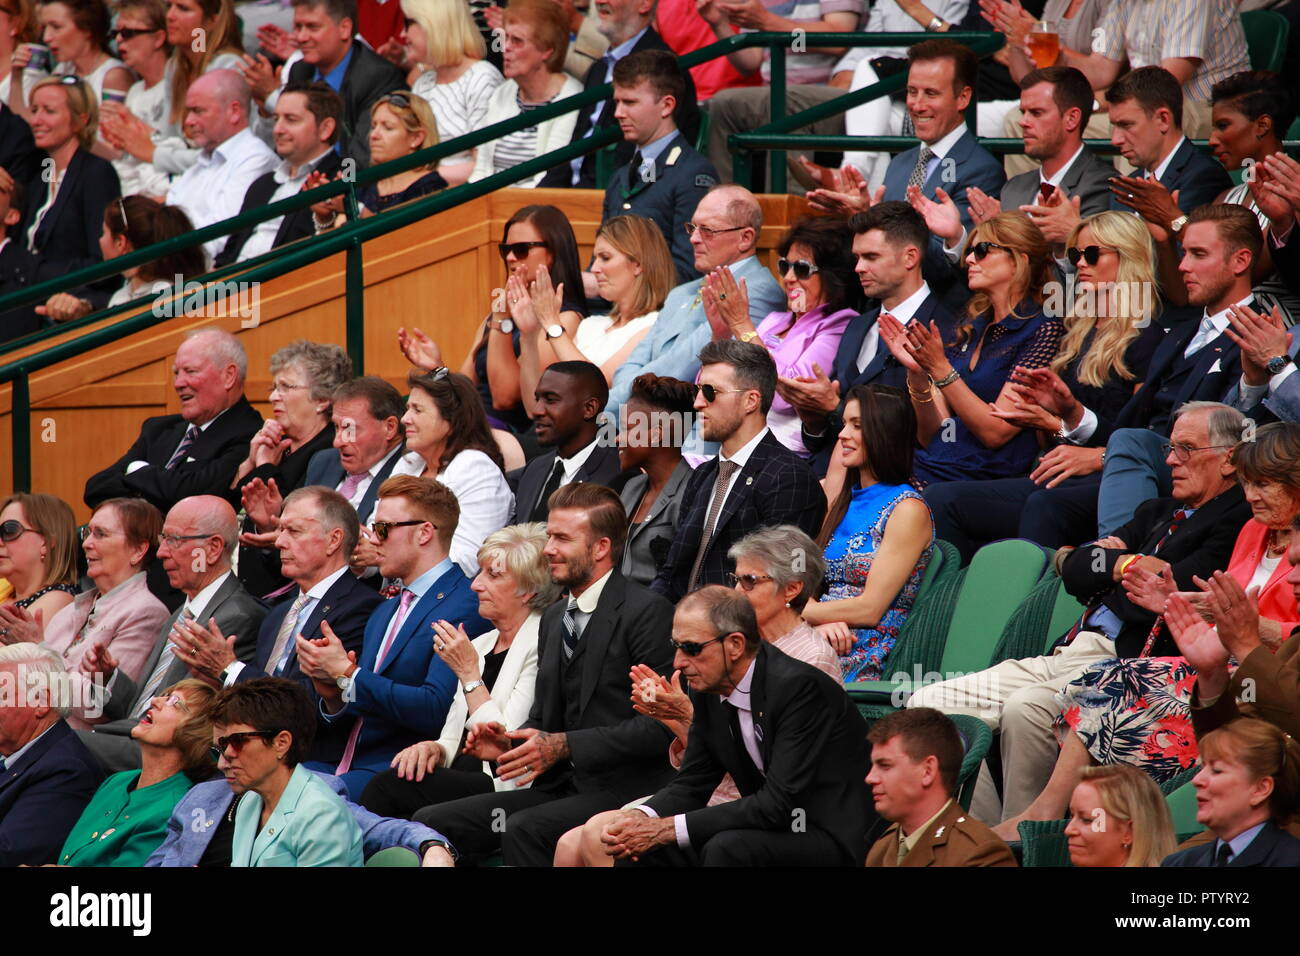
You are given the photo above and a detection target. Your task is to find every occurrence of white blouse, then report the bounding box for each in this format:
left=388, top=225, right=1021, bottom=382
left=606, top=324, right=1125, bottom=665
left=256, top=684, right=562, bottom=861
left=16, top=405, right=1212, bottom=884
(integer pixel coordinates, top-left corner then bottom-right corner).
left=573, top=311, right=659, bottom=367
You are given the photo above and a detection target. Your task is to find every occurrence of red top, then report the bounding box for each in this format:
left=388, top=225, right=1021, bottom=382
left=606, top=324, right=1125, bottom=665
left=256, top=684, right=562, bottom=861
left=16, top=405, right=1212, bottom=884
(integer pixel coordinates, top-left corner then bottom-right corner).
left=654, top=0, right=761, bottom=102
left=358, top=0, right=404, bottom=54
left=1228, top=519, right=1300, bottom=636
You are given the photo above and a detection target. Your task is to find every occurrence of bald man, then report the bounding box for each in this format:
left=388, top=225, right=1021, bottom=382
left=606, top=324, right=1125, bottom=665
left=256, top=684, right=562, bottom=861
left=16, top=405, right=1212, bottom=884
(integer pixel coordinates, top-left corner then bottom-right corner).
left=77, top=495, right=268, bottom=773
left=606, top=185, right=786, bottom=415
left=165, top=68, right=278, bottom=259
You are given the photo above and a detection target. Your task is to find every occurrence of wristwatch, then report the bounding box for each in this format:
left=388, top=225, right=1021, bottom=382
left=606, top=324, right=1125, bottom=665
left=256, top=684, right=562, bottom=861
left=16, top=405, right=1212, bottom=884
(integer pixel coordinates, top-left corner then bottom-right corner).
left=926, top=15, right=947, bottom=30
left=1169, top=214, right=1188, bottom=237
left=493, top=318, right=514, bottom=334
left=462, top=679, right=485, bottom=695
left=738, top=330, right=759, bottom=343
left=335, top=673, right=354, bottom=696
left=545, top=324, right=565, bottom=339
left=1266, top=354, right=1294, bottom=375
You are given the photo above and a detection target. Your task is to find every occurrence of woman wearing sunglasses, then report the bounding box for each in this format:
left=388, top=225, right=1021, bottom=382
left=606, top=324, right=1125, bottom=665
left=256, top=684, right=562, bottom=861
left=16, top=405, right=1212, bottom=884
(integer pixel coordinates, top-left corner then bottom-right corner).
left=0, top=493, right=78, bottom=632
left=56, top=679, right=217, bottom=866
left=701, top=216, right=864, bottom=457
left=511, top=214, right=675, bottom=400
left=923, top=211, right=1165, bottom=561
left=802, top=384, right=934, bottom=682
left=397, top=203, right=586, bottom=434
left=215, top=677, right=363, bottom=866
left=97, top=0, right=175, bottom=198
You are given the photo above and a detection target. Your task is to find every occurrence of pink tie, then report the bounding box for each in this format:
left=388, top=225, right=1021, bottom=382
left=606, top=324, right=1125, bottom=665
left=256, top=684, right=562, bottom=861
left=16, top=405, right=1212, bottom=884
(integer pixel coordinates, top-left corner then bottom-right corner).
left=336, top=589, right=415, bottom=775
left=338, top=472, right=366, bottom=501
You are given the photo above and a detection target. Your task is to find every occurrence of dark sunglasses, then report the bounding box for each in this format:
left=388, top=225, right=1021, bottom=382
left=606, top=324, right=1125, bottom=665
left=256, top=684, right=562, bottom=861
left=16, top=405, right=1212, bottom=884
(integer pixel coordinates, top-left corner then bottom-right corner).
left=777, top=258, right=819, bottom=280
left=108, top=26, right=162, bottom=40
left=371, top=519, right=429, bottom=541
left=498, top=240, right=547, bottom=261
left=670, top=633, right=733, bottom=656
left=695, top=383, right=748, bottom=403
left=384, top=92, right=411, bottom=109
left=210, top=730, right=279, bottom=760
left=726, top=572, right=773, bottom=591
left=1066, top=245, right=1112, bottom=267
left=0, top=519, right=36, bottom=542
left=969, top=241, right=1013, bottom=261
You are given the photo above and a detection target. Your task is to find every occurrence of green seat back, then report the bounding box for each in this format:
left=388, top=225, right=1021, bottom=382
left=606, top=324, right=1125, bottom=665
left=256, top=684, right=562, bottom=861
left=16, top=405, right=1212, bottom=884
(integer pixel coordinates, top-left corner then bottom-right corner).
left=947, top=713, right=993, bottom=812
left=1165, top=778, right=1206, bottom=844
left=365, top=847, right=420, bottom=867
left=695, top=104, right=712, bottom=153
left=1046, top=582, right=1087, bottom=652
left=939, top=539, right=1049, bottom=676
left=873, top=539, right=961, bottom=682
left=1017, top=818, right=1072, bottom=867
left=1241, top=11, right=1289, bottom=71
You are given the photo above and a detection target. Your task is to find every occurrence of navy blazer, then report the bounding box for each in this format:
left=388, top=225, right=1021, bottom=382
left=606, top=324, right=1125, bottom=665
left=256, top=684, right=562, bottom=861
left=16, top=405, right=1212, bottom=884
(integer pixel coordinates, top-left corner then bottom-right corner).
left=215, top=149, right=344, bottom=268
left=508, top=440, right=624, bottom=525
left=1108, top=137, right=1233, bottom=214
left=22, top=148, right=120, bottom=285
left=0, top=720, right=105, bottom=866
left=238, top=568, right=384, bottom=687
left=307, top=563, right=489, bottom=786
left=285, top=43, right=406, bottom=165
left=652, top=430, right=826, bottom=602
left=1163, top=821, right=1300, bottom=867
left=304, top=442, right=405, bottom=527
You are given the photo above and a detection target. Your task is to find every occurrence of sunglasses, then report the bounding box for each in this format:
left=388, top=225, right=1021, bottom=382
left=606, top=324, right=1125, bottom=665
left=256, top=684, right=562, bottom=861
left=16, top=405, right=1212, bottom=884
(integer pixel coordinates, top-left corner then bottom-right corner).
left=695, top=383, right=748, bottom=403
left=1066, top=245, right=1112, bottom=267
left=498, top=240, right=547, bottom=261
left=726, top=572, right=773, bottom=591
left=371, top=519, right=430, bottom=541
left=210, top=730, right=279, bottom=761
left=969, top=241, right=1013, bottom=261
left=777, top=258, right=819, bottom=280
left=670, top=633, right=732, bottom=656
left=108, top=26, right=162, bottom=40
left=0, top=519, right=36, bottom=542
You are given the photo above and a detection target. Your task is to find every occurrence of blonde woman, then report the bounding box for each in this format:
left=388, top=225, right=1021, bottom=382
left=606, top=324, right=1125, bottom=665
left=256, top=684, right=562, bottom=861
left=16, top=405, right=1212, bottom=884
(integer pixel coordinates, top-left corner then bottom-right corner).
left=401, top=0, right=503, bottom=186
left=920, top=211, right=1166, bottom=561
left=1064, top=765, right=1176, bottom=868
left=164, top=0, right=241, bottom=128
left=511, top=214, right=674, bottom=398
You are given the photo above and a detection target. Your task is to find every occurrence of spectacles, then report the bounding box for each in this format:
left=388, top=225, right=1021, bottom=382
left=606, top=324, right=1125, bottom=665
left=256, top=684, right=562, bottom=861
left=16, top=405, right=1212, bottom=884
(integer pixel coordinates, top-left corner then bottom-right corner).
left=0, top=519, right=37, bottom=542
left=684, top=222, right=747, bottom=240
left=269, top=379, right=310, bottom=395
left=726, top=572, right=773, bottom=591
left=669, top=633, right=733, bottom=656
left=1162, top=442, right=1234, bottom=463
left=210, top=730, right=279, bottom=761
left=157, top=532, right=213, bottom=549
left=1066, top=245, right=1113, bottom=267
left=156, top=692, right=190, bottom=713
left=777, top=258, right=819, bottom=280
left=498, top=240, right=547, bottom=261
left=695, top=383, right=748, bottom=403
left=371, top=519, right=430, bottom=541
left=969, top=241, right=1013, bottom=261
left=78, top=525, right=122, bottom=542
left=108, top=26, right=162, bottom=40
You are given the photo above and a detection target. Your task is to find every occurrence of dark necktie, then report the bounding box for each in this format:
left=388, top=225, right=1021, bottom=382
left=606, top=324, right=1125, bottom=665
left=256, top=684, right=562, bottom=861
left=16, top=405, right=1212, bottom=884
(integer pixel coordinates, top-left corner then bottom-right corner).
left=687, top=459, right=740, bottom=592
left=530, top=458, right=566, bottom=522
left=1215, top=842, right=1233, bottom=866
left=165, top=425, right=198, bottom=470
left=1137, top=508, right=1192, bottom=657
left=630, top=151, right=645, bottom=188
left=562, top=595, right=582, bottom=658
left=1038, top=181, right=1056, bottom=204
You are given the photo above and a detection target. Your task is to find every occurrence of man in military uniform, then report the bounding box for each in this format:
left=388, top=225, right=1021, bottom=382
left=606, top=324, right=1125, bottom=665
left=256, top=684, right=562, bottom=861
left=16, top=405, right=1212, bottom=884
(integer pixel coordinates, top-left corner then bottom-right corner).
left=865, top=708, right=1018, bottom=867
left=602, top=50, right=717, bottom=283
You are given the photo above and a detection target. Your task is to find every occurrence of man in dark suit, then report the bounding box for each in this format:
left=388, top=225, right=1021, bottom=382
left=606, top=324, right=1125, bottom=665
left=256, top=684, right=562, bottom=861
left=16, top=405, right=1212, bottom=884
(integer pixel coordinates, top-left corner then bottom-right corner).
left=537, top=0, right=698, bottom=191
left=84, top=328, right=263, bottom=514
left=0, top=646, right=105, bottom=866
left=297, top=476, right=488, bottom=794
left=415, top=482, right=676, bottom=866
left=78, top=496, right=267, bottom=773
left=783, top=202, right=956, bottom=477
left=910, top=400, right=1251, bottom=826
left=278, top=0, right=406, bottom=165
left=216, top=82, right=344, bottom=268
left=601, top=585, right=871, bottom=866
left=653, top=341, right=826, bottom=601
left=600, top=51, right=716, bottom=283
left=0, top=176, right=40, bottom=343
left=510, top=360, right=622, bottom=525
left=177, top=487, right=382, bottom=693
left=0, top=102, right=39, bottom=188
left=1164, top=818, right=1300, bottom=867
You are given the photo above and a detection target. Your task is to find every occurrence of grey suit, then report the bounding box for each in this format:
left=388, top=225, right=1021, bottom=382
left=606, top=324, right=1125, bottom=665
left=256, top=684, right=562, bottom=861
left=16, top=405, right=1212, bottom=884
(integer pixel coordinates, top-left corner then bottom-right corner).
left=77, top=572, right=267, bottom=773
left=1226, top=332, right=1300, bottom=424
left=619, top=459, right=693, bottom=588
left=999, top=148, right=1115, bottom=218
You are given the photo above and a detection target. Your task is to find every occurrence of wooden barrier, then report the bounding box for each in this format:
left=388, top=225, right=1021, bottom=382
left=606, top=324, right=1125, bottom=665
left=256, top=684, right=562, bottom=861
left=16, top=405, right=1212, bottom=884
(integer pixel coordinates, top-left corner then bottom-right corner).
left=0, top=188, right=812, bottom=517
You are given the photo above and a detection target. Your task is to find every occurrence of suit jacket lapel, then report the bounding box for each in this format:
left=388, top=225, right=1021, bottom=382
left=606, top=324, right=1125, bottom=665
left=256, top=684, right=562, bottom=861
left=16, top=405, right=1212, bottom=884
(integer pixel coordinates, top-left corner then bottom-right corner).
left=243, top=766, right=308, bottom=864
left=837, top=308, right=876, bottom=380
left=35, top=151, right=84, bottom=247
left=708, top=435, right=771, bottom=546
left=149, top=419, right=193, bottom=468
left=578, top=575, right=623, bottom=715
left=1159, top=139, right=1192, bottom=191
left=376, top=567, right=459, bottom=675
left=750, top=644, right=771, bottom=767
left=357, top=443, right=405, bottom=524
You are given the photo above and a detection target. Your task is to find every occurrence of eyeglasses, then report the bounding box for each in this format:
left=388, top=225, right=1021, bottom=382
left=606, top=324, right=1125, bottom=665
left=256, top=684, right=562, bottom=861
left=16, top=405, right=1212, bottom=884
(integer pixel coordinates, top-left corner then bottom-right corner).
left=1066, top=245, right=1114, bottom=267
left=78, top=525, right=122, bottom=542
left=157, top=532, right=213, bottom=549
left=210, top=730, right=279, bottom=761
left=498, top=240, right=547, bottom=261
left=969, top=241, right=1013, bottom=261
left=695, top=383, right=748, bottom=403
left=777, top=258, right=819, bottom=280
left=669, top=633, right=733, bottom=656
left=1162, top=442, right=1234, bottom=463
left=371, top=519, right=430, bottom=541
left=269, top=379, right=310, bottom=395
left=0, top=519, right=37, bottom=542
left=726, top=572, right=773, bottom=591
left=156, top=692, right=190, bottom=713
left=684, top=222, right=747, bottom=241
left=108, top=26, right=163, bottom=40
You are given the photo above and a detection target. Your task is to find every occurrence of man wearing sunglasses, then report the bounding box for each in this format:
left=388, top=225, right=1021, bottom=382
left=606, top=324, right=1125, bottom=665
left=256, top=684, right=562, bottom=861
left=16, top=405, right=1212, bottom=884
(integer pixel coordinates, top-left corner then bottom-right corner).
left=295, top=476, right=488, bottom=794
left=415, top=482, right=676, bottom=866
left=599, top=585, right=872, bottom=866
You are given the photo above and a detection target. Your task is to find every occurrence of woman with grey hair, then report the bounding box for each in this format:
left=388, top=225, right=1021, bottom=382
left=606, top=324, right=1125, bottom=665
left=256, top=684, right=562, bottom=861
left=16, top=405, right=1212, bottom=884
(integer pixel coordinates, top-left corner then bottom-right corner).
left=358, top=523, right=557, bottom=819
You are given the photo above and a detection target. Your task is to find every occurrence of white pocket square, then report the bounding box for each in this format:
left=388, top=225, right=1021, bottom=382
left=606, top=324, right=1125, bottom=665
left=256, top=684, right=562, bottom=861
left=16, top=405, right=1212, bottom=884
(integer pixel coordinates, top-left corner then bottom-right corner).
left=1208, top=359, right=1222, bottom=374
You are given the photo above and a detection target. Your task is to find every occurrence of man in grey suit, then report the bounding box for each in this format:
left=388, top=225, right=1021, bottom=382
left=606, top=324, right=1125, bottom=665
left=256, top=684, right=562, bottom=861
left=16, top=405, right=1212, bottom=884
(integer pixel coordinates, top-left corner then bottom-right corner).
left=606, top=184, right=785, bottom=415
left=77, top=496, right=266, bottom=773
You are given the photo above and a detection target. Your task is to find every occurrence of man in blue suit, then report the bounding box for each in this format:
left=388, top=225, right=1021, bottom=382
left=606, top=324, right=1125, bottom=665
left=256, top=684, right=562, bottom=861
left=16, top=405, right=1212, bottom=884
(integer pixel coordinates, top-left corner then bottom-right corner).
left=297, top=476, right=488, bottom=795
left=0, top=646, right=104, bottom=866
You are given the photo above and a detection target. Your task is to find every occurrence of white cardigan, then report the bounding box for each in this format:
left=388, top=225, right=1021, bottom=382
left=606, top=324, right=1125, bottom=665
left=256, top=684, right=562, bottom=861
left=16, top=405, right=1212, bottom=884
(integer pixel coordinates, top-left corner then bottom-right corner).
left=469, top=74, right=584, bottom=188
left=435, top=612, right=541, bottom=791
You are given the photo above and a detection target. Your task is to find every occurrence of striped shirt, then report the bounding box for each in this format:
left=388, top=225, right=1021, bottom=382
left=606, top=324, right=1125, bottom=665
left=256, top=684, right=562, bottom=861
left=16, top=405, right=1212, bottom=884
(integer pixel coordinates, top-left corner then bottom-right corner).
left=1094, top=0, right=1249, bottom=103
left=773, top=620, right=842, bottom=681
left=748, top=0, right=866, bottom=85
left=412, top=59, right=505, bottom=164
left=493, top=96, right=545, bottom=175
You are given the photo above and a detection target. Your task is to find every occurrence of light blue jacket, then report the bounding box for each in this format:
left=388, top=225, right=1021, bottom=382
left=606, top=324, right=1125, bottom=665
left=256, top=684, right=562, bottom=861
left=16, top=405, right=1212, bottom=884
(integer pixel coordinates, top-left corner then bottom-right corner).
left=228, top=764, right=362, bottom=866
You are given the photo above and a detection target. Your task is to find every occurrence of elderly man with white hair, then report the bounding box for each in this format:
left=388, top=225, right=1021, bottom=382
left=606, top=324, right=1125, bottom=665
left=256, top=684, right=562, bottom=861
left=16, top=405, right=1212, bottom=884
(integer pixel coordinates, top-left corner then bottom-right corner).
left=0, top=645, right=105, bottom=866
left=165, top=68, right=278, bottom=260
left=84, top=328, right=263, bottom=515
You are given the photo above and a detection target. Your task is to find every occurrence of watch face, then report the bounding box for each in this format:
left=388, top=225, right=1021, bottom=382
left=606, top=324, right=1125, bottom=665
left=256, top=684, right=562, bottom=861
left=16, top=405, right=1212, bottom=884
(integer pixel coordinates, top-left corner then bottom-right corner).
left=1268, top=356, right=1288, bottom=373
left=546, top=324, right=564, bottom=339
left=335, top=675, right=350, bottom=690
left=498, top=318, right=514, bottom=334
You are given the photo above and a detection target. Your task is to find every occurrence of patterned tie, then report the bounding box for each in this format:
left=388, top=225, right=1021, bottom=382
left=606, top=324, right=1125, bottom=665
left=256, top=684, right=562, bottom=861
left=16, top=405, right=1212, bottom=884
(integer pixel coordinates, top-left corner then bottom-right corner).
left=267, top=591, right=310, bottom=677
left=1135, top=508, right=1191, bottom=658
left=337, top=471, right=367, bottom=503
left=687, top=459, right=740, bottom=592
left=164, top=425, right=198, bottom=470
left=900, top=112, right=915, bottom=137
left=530, top=458, right=566, bottom=522
left=1183, top=314, right=1220, bottom=359
left=337, top=589, right=415, bottom=774
left=562, top=595, right=581, bottom=659
left=133, top=608, right=194, bottom=717
left=907, top=146, right=935, bottom=191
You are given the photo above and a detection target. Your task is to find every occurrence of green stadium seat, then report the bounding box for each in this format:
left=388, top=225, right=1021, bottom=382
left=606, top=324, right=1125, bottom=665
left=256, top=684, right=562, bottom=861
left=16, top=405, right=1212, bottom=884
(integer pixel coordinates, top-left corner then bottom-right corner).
left=1164, top=775, right=1205, bottom=844
left=949, top=712, right=994, bottom=812
left=1016, top=818, right=1072, bottom=867
left=1241, top=11, right=1290, bottom=71
left=364, top=846, right=420, bottom=867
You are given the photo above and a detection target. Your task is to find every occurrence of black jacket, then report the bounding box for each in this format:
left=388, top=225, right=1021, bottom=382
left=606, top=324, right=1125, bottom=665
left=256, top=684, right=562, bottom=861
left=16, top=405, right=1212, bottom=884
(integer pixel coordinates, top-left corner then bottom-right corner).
left=214, top=150, right=344, bottom=267
left=0, top=238, right=41, bottom=343
left=508, top=440, right=624, bottom=525
left=21, top=148, right=120, bottom=285
left=286, top=45, right=406, bottom=166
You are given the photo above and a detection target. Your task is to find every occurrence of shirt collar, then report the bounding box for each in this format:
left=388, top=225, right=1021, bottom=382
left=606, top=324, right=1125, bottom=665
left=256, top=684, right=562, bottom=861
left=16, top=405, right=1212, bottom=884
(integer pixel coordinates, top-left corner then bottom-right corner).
left=638, top=128, right=678, bottom=165
left=571, top=567, right=613, bottom=614
left=605, top=26, right=648, bottom=64
left=901, top=798, right=954, bottom=850
left=193, top=405, right=231, bottom=434
left=924, top=121, right=968, bottom=161
left=276, top=148, right=331, bottom=184
left=2, top=721, right=59, bottom=766
left=210, top=126, right=257, bottom=164
left=1041, top=144, right=1086, bottom=188
left=1150, top=136, right=1187, bottom=181
left=720, top=425, right=769, bottom=470
left=366, top=443, right=404, bottom=479
left=723, top=656, right=757, bottom=709
left=402, top=557, right=454, bottom=597
left=318, top=44, right=354, bottom=88
left=558, top=435, right=600, bottom=478
left=1203, top=294, right=1255, bottom=330
left=184, top=570, right=231, bottom=621
left=99, top=570, right=146, bottom=603
left=1220, top=821, right=1268, bottom=862
left=303, top=563, right=351, bottom=602
left=883, top=281, right=931, bottom=324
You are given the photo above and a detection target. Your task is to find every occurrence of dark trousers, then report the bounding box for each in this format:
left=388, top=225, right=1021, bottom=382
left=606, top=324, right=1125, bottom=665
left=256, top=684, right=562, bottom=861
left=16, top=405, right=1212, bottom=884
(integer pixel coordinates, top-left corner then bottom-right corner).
left=616, top=825, right=848, bottom=866
left=359, top=756, right=495, bottom=820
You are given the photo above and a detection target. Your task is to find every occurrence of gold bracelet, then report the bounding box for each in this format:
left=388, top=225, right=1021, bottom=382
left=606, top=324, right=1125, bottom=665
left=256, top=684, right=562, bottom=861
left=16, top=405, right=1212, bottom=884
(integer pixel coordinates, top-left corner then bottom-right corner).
left=908, top=384, right=934, bottom=404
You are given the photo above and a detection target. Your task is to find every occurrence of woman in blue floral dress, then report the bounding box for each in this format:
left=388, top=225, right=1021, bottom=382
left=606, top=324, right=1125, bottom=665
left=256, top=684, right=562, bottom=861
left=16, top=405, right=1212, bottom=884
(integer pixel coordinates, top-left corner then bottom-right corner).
left=803, top=385, right=934, bottom=682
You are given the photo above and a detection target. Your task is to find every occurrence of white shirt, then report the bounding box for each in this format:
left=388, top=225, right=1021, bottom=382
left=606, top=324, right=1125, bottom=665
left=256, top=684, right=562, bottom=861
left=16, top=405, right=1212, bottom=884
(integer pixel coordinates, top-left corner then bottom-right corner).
left=236, top=150, right=334, bottom=262
left=1042, top=144, right=1086, bottom=192
left=557, top=436, right=601, bottom=486
left=856, top=281, right=931, bottom=373
left=165, top=126, right=279, bottom=260
left=184, top=570, right=233, bottom=623
left=1150, top=136, right=1187, bottom=182
left=340, top=444, right=404, bottom=524
left=125, top=406, right=231, bottom=474
left=713, top=426, right=770, bottom=515
left=569, top=567, right=613, bottom=639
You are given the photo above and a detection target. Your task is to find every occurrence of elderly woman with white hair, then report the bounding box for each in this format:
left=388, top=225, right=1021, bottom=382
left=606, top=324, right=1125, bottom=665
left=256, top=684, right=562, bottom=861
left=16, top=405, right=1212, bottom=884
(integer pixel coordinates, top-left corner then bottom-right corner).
left=358, top=522, right=558, bottom=819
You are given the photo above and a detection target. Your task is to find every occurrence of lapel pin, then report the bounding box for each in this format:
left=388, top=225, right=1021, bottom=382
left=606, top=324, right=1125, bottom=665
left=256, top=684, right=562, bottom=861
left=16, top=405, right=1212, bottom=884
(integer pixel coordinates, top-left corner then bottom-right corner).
left=933, top=826, right=945, bottom=838
left=746, top=476, right=753, bottom=486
